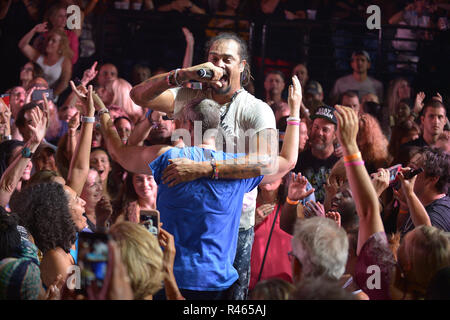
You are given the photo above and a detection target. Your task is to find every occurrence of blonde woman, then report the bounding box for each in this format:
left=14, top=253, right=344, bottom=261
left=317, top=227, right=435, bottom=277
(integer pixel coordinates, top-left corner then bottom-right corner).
left=18, top=23, right=73, bottom=98
left=110, top=78, right=144, bottom=124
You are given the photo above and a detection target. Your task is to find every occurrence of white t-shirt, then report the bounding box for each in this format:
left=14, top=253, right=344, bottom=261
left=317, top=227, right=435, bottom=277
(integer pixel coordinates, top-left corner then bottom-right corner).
left=36, top=55, right=64, bottom=87
left=331, top=74, right=384, bottom=103
left=170, top=87, right=277, bottom=230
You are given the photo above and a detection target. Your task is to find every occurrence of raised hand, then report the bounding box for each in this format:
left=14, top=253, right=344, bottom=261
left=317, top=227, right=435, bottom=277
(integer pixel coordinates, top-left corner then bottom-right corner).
left=81, top=61, right=98, bottom=86
left=27, top=106, right=47, bottom=145
left=34, top=22, right=48, bottom=33
left=334, top=105, right=359, bottom=151
left=326, top=211, right=341, bottom=228
left=68, top=111, right=80, bottom=132
left=70, top=81, right=96, bottom=116
left=397, top=167, right=418, bottom=199
left=158, top=227, right=176, bottom=275
left=287, top=172, right=315, bottom=201
left=304, top=200, right=326, bottom=218
left=182, top=27, right=194, bottom=44
left=370, top=168, right=390, bottom=196
left=95, top=196, right=113, bottom=229
left=413, top=92, right=425, bottom=114
left=288, top=75, right=302, bottom=117
left=255, top=203, right=275, bottom=226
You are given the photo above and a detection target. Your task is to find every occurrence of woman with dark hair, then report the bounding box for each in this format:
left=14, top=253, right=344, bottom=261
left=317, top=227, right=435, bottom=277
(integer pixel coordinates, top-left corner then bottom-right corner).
left=20, top=61, right=44, bottom=90
left=10, top=182, right=79, bottom=288
left=388, top=120, right=421, bottom=162
left=111, top=172, right=157, bottom=224
left=90, top=147, right=118, bottom=200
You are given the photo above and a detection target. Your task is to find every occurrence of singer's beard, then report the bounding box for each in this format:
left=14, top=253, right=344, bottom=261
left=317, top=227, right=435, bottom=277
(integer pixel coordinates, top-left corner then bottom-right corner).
left=212, top=84, right=232, bottom=95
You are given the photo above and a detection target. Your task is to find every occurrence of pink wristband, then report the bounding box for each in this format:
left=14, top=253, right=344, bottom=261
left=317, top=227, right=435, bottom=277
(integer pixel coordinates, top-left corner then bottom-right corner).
left=344, top=160, right=365, bottom=167
left=287, top=121, right=300, bottom=126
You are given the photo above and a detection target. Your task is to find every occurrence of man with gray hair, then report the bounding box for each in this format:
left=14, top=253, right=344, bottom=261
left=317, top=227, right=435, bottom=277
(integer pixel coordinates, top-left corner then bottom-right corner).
left=291, top=217, right=348, bottom=283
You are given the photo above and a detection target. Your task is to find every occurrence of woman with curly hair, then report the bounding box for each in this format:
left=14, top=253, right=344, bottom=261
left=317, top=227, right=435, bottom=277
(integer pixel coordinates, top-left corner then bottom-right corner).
left=357, top=113, right=392, bottom=173
left=9, top=182, right=81, bottom=288
left=18, top=22, right=73, bottom=97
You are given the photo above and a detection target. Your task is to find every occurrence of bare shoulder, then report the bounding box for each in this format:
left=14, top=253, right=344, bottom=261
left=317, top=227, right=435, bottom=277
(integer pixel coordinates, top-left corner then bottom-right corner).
left=41, top=248, right=73, bottom=287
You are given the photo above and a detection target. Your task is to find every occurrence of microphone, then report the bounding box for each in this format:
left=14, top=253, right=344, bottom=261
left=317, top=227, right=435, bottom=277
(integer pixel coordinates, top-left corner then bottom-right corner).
left=197, top=69, right=214, bottom=79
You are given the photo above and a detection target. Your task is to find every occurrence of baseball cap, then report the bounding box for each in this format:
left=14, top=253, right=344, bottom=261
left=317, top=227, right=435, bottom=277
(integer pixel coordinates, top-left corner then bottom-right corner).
left=310, top=104, right=338, bottom=125
left=351, top=50, right=371, bottom=62
left=305, top=81, right=323, bottom=95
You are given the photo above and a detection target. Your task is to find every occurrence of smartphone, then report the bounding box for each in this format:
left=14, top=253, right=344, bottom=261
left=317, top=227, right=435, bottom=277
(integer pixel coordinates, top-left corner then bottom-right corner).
left=0, top=94, right=9, bottom=106
left=388, top=164, right=402, bottom=185
left=77, top=232, right=110, bottom=294
left=140, top=209, right=160, bottom=236
left=31, top=89, right=54, bottom=101
left=391, top=167, right=424, bottom=190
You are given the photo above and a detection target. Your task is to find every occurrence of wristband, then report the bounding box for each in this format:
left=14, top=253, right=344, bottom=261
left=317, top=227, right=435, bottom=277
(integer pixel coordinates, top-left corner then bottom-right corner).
left=287, top=116, right=300, bottom=122
left=399, top=209, right=408, bottom=214
left=166, top=70, right=176, bottom=87
left=344, top=160, right=365, bottom=167
left=2, top=135, right=12, bottom=141
left=97, top=108, right=109, bottom=117
left=210, top=158, right=219, bottom=180
left=286, top=196, right=299, bottom=205
left=343, top=152, right=362, bottom=162
left=287, top=121, right=300, bottom=126
left=81, top=116, right=95, bottom=123
left=174, top=68, right=183, bottom=87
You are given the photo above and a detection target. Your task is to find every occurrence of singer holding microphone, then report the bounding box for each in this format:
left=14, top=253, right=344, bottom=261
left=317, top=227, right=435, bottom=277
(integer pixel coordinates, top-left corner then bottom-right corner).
left=130, top=33, right=299, bottom=300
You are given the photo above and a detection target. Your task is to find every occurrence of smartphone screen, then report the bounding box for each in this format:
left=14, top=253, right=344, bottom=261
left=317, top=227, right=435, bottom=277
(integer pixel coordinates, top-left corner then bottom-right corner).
left=0, top=94, right=10, bottom=107
left=31, top=89, right=54, bottom=101
left=388, top=164, right=402, bottom=184
left=77, top=232, right=109, bottom=293
left=140, top=209, right=160, bottom=236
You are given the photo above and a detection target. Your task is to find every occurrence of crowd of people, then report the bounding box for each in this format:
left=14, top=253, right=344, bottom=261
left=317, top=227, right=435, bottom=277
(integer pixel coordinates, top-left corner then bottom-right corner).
left=0, top=0, right=449, bottom=301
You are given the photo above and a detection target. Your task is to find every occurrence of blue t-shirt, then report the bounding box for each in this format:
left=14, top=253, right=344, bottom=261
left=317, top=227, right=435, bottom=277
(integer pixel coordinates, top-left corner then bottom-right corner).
left=149, top=147, right=263, bottom=291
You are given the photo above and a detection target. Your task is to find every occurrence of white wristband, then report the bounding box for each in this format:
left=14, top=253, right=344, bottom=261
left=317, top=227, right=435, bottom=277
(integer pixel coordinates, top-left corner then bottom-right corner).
left=286, top=117, right=300, bottom=122
left=81, top=116, right=95, bottom=123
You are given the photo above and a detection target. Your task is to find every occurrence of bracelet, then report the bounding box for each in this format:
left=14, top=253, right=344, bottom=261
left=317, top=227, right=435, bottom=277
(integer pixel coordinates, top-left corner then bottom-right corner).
left=166, top=70, right=176, bottom=87
left=286, top=116, right=300, bottom=122
left=210, top=158, right=219, bottom=180
left=2, top=135, right=12, bottom=141
left=344, top=160, right=365, bottom=167
left=343, top=152, right=362, bottom=162
left=287, top=121, right=300, bottom=126
left=286, top=196, right=299, bottom=205
left=174, top=68, right=183, bottom=87
left=81, top=116, right=95, bottom=123
left=97, top=108, right=109, bottom=117
left=399, top=209, right=408, bottom=214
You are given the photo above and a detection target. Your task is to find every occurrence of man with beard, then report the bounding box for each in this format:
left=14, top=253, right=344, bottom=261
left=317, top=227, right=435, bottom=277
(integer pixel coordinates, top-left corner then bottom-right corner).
left=294, top=105, right=339, bottom=203
left=130, top=33, right=286, bottom=300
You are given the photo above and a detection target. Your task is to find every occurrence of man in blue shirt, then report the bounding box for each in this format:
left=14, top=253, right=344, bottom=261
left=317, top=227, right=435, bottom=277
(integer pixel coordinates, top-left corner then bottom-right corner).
left=100, top=77, right=303, bottom=298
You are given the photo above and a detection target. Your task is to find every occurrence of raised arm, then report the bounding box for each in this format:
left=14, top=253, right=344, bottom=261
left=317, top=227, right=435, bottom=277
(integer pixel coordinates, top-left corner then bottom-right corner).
left=397, top=168, right=431, bottom=228
left=66, top=83, right=95, bottom=195
left=0, top=106, right=47, bottom=206
left=18, top=22, right=46, bottom=62
left=161, top=76, right=302, bottom=186
left=93, top=90, right=169, bottom=174
left=126, top=111, right=154, bottom=146
left=182, top=27, right=194, bottom=69
left=130, top=61, right=224, bottom=112
left=334, top=105, right=382, bottom=255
